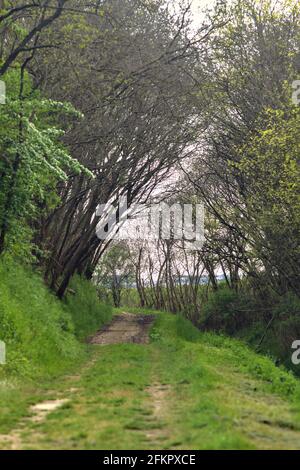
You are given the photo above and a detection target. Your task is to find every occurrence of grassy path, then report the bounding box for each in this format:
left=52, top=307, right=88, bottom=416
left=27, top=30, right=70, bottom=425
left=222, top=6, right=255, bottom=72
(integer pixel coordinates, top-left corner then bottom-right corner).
left=1, top=313, right=300, bottom=449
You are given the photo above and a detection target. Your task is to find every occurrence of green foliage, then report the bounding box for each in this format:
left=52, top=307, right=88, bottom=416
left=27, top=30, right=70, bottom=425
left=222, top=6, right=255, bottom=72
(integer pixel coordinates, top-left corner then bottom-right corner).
left=201, top=331, right=298, bottom=398
left=0, top=259, right=112, bottom=379
left=241, top=293, right=300, bottom=375
left=3, top=310, right=300, bottom=449
left=200, top=284, right=300, bottom=377
left=149, top=327, right=161, bottom=341
left=2, top=306, right=300, bottom=448
left=175, top=314, right=200, bottom=342
left=0, top=258, right=84, bottom=378
left=102, top=287, right=142, bottom=309
left=155, top=312, right=300, bottom=399
left=224, top=101, right=300, bottom=298
left=65, top=275, right=112, bottom=341
left=200, top=286, right=256, bottom=334
left=95, top=243, right=135, bottom=308
left=0, top=68, right=92, bottom=259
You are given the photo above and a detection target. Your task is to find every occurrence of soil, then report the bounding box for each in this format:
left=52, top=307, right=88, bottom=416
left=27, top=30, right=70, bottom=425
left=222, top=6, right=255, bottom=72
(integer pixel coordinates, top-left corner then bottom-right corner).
left=89, top=313, right=155, bottom=345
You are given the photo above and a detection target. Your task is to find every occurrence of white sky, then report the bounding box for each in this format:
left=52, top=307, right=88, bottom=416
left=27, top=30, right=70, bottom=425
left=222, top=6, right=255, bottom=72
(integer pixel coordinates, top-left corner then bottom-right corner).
left=187, top=0, right=217, bottom=31
left=190, top=0, right=213, bottom=17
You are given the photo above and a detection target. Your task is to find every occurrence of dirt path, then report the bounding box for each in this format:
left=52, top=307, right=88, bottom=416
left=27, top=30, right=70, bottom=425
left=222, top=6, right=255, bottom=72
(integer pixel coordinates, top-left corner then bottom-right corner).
left=0, top=313, right=155, bottom=450
left=144, top=383, right=171, bottom=445
left=89, top=313, right=154, bottom=345
left=3, top=313, right=300, bottom=450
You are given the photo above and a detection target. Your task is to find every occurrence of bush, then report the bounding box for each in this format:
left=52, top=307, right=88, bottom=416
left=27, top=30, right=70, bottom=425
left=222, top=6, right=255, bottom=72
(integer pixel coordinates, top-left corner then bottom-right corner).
left=259, top=293, right=300, bottom=374
left=200, top=284, right=300, bottom=377
left=200, top=286, right=257, bottom=334
left=65, top=275, right=112, bottom=341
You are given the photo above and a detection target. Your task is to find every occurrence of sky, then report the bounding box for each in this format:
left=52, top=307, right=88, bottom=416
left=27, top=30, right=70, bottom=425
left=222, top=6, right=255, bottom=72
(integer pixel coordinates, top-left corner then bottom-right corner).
left=187, top=0, right=217, bottom=31
left=190, top=0, right=212, bottom=17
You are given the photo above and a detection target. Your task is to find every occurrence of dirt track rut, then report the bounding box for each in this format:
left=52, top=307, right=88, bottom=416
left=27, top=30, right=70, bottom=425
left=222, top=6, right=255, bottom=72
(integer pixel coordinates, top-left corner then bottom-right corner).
left=89, top=313, right=154, bottom=345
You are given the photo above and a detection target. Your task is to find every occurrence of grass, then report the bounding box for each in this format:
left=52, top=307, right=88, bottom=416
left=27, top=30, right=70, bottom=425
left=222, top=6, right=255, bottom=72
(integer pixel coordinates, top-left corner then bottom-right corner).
left=65, top=275, right=112, bottom=341
left=0, top=258, right=84, bottom=379
left=0, top=258, right=112, bottom=379
left=0, top=258, right=112, bottom=434
left=118, top=285, right=300, bottom=378
left=113, top=306, right=163, bottom=316
left=2, top=310, right=300, bottom=449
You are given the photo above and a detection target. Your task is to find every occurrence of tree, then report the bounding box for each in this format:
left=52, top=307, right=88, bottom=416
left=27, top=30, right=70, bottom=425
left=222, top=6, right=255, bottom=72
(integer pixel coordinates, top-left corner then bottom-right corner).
left=184, top=0, right=300, bottom=295
left=0, top=66, right=91, bottom=257
left=0, top=0, right=69, bottom=77
left=94, top=242, right=134, bottom=308
left=234, top=105, right=300, bottom=296
left=31, top=0, right=220, bottom=296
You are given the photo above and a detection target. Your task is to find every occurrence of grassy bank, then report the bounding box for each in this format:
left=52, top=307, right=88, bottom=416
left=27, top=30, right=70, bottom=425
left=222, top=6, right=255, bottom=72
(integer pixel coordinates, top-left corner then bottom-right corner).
left=199, top=285, right=300, bottom=376
left=0, top=258, right=112, bottom=431
left=0, top=259, right=112, bottom=379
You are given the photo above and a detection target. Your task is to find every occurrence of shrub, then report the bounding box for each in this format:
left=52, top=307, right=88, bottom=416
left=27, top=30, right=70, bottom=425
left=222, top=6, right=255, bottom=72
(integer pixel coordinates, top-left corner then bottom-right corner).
left=65, top=275, right=112, bottom=341
left=201, top=287, right=246, bottom=334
